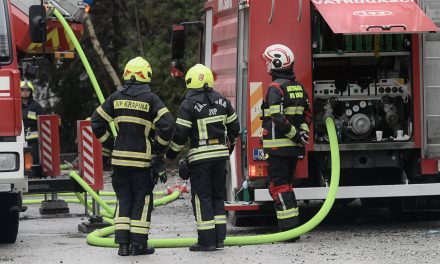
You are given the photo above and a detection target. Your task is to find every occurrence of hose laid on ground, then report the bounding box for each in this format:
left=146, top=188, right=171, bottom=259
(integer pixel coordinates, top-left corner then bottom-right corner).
left=23, top=191, right=166, bottom=198
left=51, top=7, right=117, bottom=137
left=85, top=117, right=340, bottom=248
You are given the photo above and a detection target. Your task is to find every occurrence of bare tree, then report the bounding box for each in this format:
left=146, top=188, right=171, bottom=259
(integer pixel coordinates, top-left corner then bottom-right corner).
left=84, top=14, right=122, bottom=93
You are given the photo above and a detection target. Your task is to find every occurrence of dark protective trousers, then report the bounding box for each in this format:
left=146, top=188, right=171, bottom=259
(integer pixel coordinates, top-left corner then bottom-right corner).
left=267, top=155, right=299, bottom=230
left=112, top=167, right=154, bottom=246
left=190, top=160, right=227, bottom=246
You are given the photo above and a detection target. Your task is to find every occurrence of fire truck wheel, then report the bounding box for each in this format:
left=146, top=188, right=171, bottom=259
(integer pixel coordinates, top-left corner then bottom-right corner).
left=0, top=193, right=20, bottom=243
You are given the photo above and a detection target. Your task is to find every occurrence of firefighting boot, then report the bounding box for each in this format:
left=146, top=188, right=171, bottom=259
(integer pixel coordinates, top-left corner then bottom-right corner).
left=216, top=241, right=225, bottom=249
left=129, top=245, right=155, bottom=255
left=189, top=243, right=217, bottom=252
left=118, top=243, right=129, bottom=256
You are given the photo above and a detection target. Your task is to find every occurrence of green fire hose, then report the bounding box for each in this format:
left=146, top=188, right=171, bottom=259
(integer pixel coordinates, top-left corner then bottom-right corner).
left=85, top=117, right=340, bottom=248
left=51, top=7, right=117, bottom=137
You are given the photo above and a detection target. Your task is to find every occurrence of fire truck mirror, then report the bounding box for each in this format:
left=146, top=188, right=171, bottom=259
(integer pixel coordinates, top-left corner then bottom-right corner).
left=171, top=24, right=185, bottom=60
left=29, top=5, right=47, bottom=44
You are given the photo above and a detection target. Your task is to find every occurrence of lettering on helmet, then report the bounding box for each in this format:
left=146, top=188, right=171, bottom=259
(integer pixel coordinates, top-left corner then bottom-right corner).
left=114, top=100, right=150, bottom=112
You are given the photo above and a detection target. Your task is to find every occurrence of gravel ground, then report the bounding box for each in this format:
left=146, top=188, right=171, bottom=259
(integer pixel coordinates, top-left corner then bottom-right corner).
left=1, top=174, right=440, bottom=264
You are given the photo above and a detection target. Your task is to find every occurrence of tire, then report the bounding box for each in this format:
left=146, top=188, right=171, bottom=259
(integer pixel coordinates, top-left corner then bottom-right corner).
left=0, top=193, right=20, bottom=243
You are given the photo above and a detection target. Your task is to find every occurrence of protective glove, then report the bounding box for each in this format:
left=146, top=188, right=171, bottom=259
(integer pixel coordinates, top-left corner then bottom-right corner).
left=299, top=130, right=309, bottom=145
left=178, top=158, right=190, bottom=180
left=293, top=128, right=309, bottom=145
left=151, top=156, right=167, bottom=184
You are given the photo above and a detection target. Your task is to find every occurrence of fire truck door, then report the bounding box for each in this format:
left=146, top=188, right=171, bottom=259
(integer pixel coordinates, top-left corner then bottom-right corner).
left=423, top=1, right=440, bottom=158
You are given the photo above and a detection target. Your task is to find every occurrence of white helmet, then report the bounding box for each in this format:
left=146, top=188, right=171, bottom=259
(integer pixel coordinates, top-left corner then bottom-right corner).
left=262, top=44, right=294, bottom=71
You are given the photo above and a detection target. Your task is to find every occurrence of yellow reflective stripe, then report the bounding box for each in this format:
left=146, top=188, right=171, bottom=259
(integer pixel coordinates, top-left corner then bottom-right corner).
left=114, top=116, right=151, bottom=127
left=285, top=125, right=297, bottom=139
left=196, top=220, right=215, bottom=230
left=114, top=217, right=130, bottom=224
left=130, top=226, right=149, bottom=234
left=27, top=112, right=37, bottom=120
left=263, top=138, right=299, bottom=148
left=141, top=195, right=151, bottom=221
left=115, top=224, right=131, bottom=230
left=226, top=113, right=237, bottom=124
left=195, top=195, right=202, bottom=222
left=130, top=220, right=150, bottom=228
left=176, top=118, right=192, bottom=128
left=214, top=215, right=227, bottom=224
left=153, top=107, right=170, bottom=124
left=300, top=123, right=309, bottom=132
left=97, top=106, right=113, bottom=122
left=25, top=131, right=39, bottom=140
left=170, top=141, right=185, bottom=152
left=284, top=106, right=304, bottom=115
left=111, top=158, right=150, bottom=168
left=98, top=131, right=110, bottom=143
left=197, top=115, right=227, bottom=140
left=112, top=150, right=151, bottom=160
left=188, top=150, right=229, bottom=163
left=276, top=207, right=299, bottom=220
left=270, top=105, right=281, bottom=114
left=157, top=135, right=170, bottom=146
left=263, top=108, right=271, bottom=117
left=188, top=144, right=228, bottom=156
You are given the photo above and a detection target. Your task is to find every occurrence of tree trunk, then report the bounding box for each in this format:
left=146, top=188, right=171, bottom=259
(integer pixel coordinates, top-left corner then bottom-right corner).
left=84, top=14, right=122, bottom=92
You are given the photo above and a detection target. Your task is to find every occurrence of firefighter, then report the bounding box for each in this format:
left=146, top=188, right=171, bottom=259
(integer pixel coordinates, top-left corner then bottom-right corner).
left=261, top=44, right=311, bottom=238
left=20, top=80, right=44, bottom=168
left=91, top=57, right=174, bottom=256
left=166, top=64, right=240, bottom=251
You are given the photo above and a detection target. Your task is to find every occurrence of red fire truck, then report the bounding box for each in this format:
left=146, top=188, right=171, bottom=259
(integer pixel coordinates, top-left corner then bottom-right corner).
left=0, top=0, right=85, bottom=243
left=172, top=0, right=440, bottom=224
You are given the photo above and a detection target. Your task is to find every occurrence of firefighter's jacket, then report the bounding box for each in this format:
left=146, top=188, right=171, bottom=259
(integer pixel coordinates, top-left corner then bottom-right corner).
left=91, top=83, right=174, bottom=168
left=22, top=98, right=44, bottom=141
left=166, top=89, right=240, bottom=164
left=262, top=77, right=311, bottom=157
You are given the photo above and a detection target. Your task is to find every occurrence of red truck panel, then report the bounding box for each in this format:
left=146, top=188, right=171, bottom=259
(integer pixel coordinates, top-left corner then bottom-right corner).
left=12, top=4, right=84, bottom=54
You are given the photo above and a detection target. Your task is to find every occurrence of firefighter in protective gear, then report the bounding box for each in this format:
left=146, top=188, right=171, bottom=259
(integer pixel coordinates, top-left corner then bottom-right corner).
left=91, top=57, right=174, bottom=256
left=20, top=80, right=44, bottom=169
left=166, top=64, right=240, bottom=251
left=261, top=44, right=312, bottom=236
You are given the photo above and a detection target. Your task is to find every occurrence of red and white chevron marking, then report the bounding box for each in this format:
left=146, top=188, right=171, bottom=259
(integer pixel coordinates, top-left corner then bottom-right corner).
left=40, top=120, right=53, bottom=172
left=82, top=126, right=95, bottom=185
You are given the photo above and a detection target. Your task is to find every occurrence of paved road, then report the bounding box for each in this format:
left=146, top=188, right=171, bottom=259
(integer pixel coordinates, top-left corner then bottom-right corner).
left=1, top=175, right=440, bottom=264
